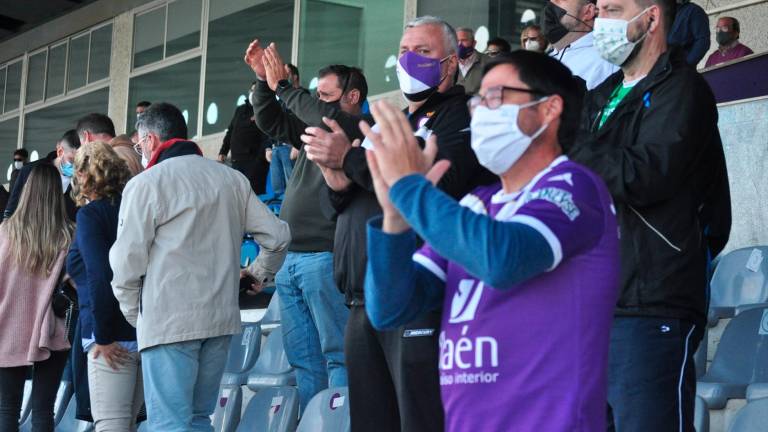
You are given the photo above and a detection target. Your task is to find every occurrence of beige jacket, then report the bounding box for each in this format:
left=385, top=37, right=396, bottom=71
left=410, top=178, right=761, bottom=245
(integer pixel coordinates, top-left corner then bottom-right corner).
left=110, top=154, right=290, bottom=350
left=109, top=135, right=144, bottom=177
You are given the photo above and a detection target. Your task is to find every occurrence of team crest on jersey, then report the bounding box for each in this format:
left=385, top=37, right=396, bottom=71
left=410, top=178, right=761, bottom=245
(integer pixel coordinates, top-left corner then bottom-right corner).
left=527, top=187, right=581, bottom=221
left=449, top=280, right=484, bottom=324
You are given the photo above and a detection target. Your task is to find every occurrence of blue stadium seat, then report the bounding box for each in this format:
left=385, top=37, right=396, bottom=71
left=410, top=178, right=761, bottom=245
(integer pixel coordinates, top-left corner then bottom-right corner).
left=695, top=396, right=709, bottom=432
left=708, top=246, right=768, bottom=326
left=746, top=383, right=768, bottom=402
left=296, top=387, right=350, bottom=432
left=53, top=379, right=74, bottom=425
left=246, top=328, right=295, bottom=390
left=236, top=387, right=299, bottom=432
left=222, top=323, right=263, bottom=386
left=18, top=380, right=32, bottom=427
left=213, top=385, right=243, bottom=432
left=55, top=398, right=93, bottom=432
left=727, top=398, right=768, bottom=431
left=694, top=327, right=708, bottom=378
left=260, top=292, right=281, bottom=328
left=697, top=307, right=768, bottom=408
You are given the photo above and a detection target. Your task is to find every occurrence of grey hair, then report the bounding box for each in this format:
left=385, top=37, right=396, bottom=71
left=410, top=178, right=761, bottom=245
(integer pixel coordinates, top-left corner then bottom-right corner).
left=135, top=102, right=188, bottom=142
left=405, top=15, right=458, bottom=55
left=456, top=27, right=475, bottom=39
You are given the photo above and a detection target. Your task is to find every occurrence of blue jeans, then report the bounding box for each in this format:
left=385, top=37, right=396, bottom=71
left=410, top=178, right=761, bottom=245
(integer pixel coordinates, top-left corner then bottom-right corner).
left=276, top=251, right=349, bottom=410
left=607, top=317, right=703, bottom=432
left=141, top=336, right=232, bottom=432
left=270, top=145, right=294, bottom=195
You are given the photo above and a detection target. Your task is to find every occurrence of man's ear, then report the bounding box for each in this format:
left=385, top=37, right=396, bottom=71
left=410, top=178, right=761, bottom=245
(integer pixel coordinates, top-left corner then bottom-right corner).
left=543, top=95, right=564, bottom=125
left=345, top=89, right=361, bottom=106
left=582, top=2, right=597, bottom=22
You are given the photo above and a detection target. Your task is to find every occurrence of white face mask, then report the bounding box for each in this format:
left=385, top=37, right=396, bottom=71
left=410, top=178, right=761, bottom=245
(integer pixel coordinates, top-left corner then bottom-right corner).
left=593, top=7, right=652, bottom=66
left=524, top=40, right=542, bottom=52
left=14, top=161, right=23, bottom=170
left=470, top=99, right=549, bottom=176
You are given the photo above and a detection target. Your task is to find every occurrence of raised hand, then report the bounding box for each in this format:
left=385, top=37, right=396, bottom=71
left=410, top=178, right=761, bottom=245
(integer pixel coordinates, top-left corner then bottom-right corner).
left=244, top=39, right=267, bottom=80
left=302, top=117, right=354, bottom=169
left=263, top=44, right=289, bottom=92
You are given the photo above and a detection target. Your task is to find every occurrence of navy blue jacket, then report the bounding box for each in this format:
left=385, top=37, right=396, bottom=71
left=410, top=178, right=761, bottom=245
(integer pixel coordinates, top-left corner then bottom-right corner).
left=4, top=151, right=78, bottom=221
left=67, top=196, right=136, bottom=345
left=668, top=2, right=711, bottom=65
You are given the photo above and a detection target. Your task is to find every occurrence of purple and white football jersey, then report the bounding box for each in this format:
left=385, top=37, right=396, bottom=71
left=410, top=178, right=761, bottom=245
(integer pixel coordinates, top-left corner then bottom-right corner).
left=414, top=156, right=620, bottom=431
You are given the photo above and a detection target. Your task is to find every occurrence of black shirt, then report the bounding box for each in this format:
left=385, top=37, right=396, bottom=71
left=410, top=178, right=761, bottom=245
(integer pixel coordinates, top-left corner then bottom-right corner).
left=218, top=102, right=272, bottom=161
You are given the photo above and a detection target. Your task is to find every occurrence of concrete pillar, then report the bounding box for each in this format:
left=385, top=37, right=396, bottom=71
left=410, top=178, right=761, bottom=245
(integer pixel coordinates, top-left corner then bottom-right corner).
left=108, top=12, right=134, bottom=135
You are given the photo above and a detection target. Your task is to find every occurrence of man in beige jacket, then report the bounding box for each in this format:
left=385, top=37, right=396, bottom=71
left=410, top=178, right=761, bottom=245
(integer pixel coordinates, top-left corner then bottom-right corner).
left=110, top=102, right=290, bottom=432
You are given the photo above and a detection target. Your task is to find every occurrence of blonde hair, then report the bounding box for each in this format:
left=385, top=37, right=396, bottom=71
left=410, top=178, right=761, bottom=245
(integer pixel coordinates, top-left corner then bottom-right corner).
left=2, top=164, right=74, bottom=276
left=71, top=141, right=132, bottom=207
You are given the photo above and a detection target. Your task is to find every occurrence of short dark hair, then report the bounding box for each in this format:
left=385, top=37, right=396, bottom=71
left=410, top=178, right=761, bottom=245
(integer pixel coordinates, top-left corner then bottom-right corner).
left=318, top=65, right=369, bottom=104
left=483, top=51, right=585, bottom=150
left=13, top=148, right=29, bottom=159
left=487, top=37, right=511, bottom=53
left=136, top=101, right=152, bottom=109
left=76, top=113, right=116, bottom=138
left=636, top=0, right=676, bottom=32
left=287, top=63, right=299, bottom=80
left=136, top=102, right=188, bottom=142
left=721, top=16, right=740, bottom=32
left=60, top=129, right=81, bottom=150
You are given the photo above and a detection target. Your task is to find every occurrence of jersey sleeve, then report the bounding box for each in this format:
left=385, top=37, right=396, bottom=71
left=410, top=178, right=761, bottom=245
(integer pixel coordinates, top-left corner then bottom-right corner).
left=413, top=243, right=449, bottom=282
left=506, top=168, right=607, bottom=270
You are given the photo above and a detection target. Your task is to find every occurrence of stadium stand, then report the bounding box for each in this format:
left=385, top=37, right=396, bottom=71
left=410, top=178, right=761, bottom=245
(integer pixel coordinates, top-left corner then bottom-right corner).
left=696, top=396, right=710, bottom=432
left=726, top=397, right=768, bottom=432
left=246, top=328, right=296, bottom=391
left=707, top=246, right=768, bottom=327
left=236, top=386, right=299, bottom=432
left=295, top=387, right=350, bottom=432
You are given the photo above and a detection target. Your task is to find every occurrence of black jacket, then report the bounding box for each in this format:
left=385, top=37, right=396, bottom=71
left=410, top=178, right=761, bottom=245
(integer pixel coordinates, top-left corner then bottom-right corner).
left=569, top=48, right=731, bottom=325
left=4, top=151, right=77, bottom=222
left=219, top=102, right=272, bottom=161
left=331, top=86, right=497, bottom=305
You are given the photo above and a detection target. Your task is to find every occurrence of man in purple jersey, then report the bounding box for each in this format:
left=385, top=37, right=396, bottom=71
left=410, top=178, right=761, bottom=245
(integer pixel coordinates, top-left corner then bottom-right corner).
left=360, top=51, right=620, bottom=431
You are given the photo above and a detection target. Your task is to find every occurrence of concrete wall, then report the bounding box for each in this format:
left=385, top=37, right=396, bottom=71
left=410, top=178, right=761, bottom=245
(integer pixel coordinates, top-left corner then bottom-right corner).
left=717, top=96, right=768, bottom=253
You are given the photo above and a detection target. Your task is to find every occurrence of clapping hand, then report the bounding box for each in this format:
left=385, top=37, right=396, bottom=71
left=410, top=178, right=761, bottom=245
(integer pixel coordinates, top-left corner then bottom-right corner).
left=262, top=44, right=289, bottom=92
left=244, top=39, right=267, bottom=80
left=303, top=117, right=358, bottom=169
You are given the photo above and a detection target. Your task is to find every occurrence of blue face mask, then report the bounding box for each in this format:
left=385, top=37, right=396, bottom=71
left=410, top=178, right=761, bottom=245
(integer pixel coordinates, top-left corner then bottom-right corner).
left=60, top=161, right=74, bottom=178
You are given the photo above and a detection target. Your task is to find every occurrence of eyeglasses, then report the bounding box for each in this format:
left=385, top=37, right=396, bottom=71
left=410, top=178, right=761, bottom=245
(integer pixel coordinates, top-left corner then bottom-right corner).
left=468, top=86, right=548, bottom=114
left=134, top=134, right=149, bottom=155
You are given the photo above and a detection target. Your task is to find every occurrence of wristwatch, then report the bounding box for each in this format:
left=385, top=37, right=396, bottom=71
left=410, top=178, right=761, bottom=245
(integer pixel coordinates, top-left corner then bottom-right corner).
left=277, top=79, right=291, bottom=92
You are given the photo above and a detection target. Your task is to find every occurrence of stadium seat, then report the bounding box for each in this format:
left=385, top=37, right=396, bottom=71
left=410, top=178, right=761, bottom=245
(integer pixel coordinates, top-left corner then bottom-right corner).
left=746, top=383, right=768, bottom=402
left=53, top=379, right=74, bottom=425
left=18, top=380, right=32, bottom=426
left=213, top=385, right=243, bottom=432
left=260, top=292, right=281, bottom=327
left=296, top=387, right=350, bottom=432
left=55, top=398, right=93, bottom=432
left=695, top=396, right=709, bottom=432
left=697, top=307, right=768, bottom=408
left=727, top=398, right=768, bottom=431
left=694, top=327, right=708, bottom=378
left=236, top=386, right=299, bottom=432
left=708, top=246, right=768, bottom=326
left=222, top=323, right=263, bottom=386
left=246, top=328, right=295, bottom=390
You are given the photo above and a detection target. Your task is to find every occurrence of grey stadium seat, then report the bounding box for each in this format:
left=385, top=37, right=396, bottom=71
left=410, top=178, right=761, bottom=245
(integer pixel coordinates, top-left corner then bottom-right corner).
left=260, top=293, right=282, bottom=327
left=296, top=387, right=350, bottom=432
left=727, top=398, right=768, bottom=431
left=746, top=383, right=768, bottom=402
left=246, top=328, right=295, bottom=390
left=55, top=398, right=93, bottom=432
left=213, top=385, right=243, bottom=432
left=222, top=323, right=263, bottom=386
left=236, top=386, right=299, bottom=432
left=697, top=307, right=768, bottom=408
left=18, top=380, right=32, bottom=426
left=695, top=396, right=709, bottom=432
left=708, top=246, right=768, bottom=326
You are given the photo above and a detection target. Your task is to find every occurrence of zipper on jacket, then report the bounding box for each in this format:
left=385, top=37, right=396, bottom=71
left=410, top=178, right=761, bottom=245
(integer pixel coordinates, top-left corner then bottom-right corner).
left=139, top=276, right=144, bottom=315
left=628, top=205, right=682, bottom=252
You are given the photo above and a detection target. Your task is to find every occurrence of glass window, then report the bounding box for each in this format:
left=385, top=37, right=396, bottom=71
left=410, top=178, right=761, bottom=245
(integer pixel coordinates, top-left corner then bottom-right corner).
left=0, top=68, right=5, bottom=113
left=128, top=57, right=201, bottom=136
left=417, top=0, right=546, bottom=51
left=203, top=0, right=294, bottom=135
left=23, top=88, right=109, bottom=158
left=1, top=117, right=19, bottom=183
left=297, top=0, right=404, bottom=97
left=166, top=0, right=202, bottom=58
left=89, top=25, right=113, bottom=83
left=26, top=51, right=47, bottom=105
left=46, top=43, right=68, bottom=99
left=4, top=61, right=22, bottom=112
left=68, top=34, right=90, bottom=91
left=134, top=6, right=166, bottom=68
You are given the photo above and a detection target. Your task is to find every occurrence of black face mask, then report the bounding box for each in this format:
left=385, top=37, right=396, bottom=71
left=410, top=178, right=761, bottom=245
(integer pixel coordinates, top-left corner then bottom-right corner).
left=325, top=98, right=342, bottom=110
left=716, top=31, right=735, bottom=46
left=542, top=2, right=570, bottom=44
